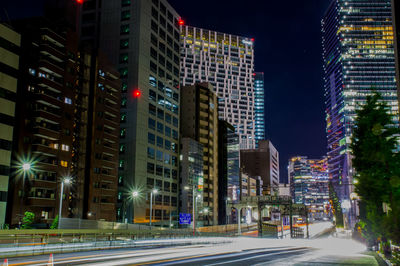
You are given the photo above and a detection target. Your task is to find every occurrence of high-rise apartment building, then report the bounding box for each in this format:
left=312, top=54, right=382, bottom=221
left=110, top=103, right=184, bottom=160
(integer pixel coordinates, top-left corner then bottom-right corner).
left=7, top=18, right=82, bottom=225
left=0, top=24, right=20, bottom=227
left=80, top=0, right=182, bottom=223
left=181, top=82, right=219, bottom=225
left=322, top=0, right=399, bottom=226
left=240, top=140, right=279, bottom=195
left=180, top=26, right=256, bottom=149
left=81, top=50, right=121, bottom=221
left=218, top=120, right=239, bottom=224
left=254, top=72, right=265, bottom=145
left=288, top=157, right=330, bottom=221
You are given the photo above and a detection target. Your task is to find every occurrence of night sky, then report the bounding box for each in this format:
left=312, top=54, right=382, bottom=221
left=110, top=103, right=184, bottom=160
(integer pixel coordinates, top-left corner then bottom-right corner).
left=1, top=0, right=331, bottom=183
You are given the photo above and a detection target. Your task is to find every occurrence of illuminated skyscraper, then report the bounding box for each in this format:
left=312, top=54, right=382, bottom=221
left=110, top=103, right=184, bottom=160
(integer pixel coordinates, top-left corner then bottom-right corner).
left=322, top=0, right=399, bottom=226
left=288, top=157, right=330, bottom=221
left=254, top=72, right=265, bottom=145
left=180, top=26, right=256, bottom=149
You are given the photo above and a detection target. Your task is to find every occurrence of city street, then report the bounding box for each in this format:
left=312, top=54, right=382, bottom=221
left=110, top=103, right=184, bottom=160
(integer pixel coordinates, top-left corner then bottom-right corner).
left=5, top=236, right=379, bottom=265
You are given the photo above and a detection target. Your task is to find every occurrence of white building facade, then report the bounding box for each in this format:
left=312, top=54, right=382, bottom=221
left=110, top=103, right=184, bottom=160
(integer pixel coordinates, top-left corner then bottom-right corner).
left=180, top=25, right=256, bottom=149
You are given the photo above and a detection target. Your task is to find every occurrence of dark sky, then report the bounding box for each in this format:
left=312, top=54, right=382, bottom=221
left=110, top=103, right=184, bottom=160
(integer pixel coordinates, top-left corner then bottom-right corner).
left=170, top=0, right=330, bottom=182
left=2, top=0, right=330, bottom=183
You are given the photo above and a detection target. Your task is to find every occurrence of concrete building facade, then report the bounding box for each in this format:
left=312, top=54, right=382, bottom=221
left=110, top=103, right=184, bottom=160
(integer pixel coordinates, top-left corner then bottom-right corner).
left=0, top=24, right=20, bottom=227
left=80, top=0, right=182, bottom=223
left=181, top=82, right=218, bottom=225
left=240, top=140, right=279, bottom=195
left=180, top=25, right=256, bottom=149
left=7, top=18, right=81, bottom=226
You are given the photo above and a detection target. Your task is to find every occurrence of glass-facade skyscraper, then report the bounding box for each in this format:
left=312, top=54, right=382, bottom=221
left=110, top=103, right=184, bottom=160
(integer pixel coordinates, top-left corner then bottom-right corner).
left=289, top=157, right=330, bottom=221
left=322, top=0, right=399, bottom=226
left=254, top=72, right=265, bottom=145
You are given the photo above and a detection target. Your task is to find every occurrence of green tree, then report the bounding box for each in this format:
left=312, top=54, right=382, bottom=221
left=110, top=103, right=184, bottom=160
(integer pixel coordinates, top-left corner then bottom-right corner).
left=350, top=92, right=400, bottom=245
left=329, top=183, right=343, bottom=228
left=21, top=211, right=35, bottom=229
left=50, top=215, right=59, bottom=229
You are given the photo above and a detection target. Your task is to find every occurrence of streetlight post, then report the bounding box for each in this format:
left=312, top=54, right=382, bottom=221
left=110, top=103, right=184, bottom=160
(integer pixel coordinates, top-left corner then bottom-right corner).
left=19, top=162, right=32, bottom=226
left=58, top=177, right=71, bottom=221
left=150, top=189, right=158, bottom=228
left=185, top=186, right=199, bottom=236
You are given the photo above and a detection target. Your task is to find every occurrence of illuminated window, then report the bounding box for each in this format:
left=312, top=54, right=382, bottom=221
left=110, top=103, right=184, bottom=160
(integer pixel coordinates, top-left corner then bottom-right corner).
left=121, top=11, right=130, bottom=21
left=120, top=39, right=129, bottom=49
left=60, top=160, right=68, bottom=167
left=120, top=24, right=130, bottom=34
left=64, top=97, right=72, bottom=104
left=61, top=144, right=70, bottom=151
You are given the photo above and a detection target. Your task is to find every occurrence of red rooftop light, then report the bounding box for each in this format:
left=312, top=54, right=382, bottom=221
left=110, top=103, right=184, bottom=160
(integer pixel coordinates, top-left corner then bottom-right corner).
left=133, top=89, right=141, bottom=98
left=76, top=0, right=84, bottom=3
left=251, top=38, right=255, bottom=42
left=178, top=19, right=184, bottom=25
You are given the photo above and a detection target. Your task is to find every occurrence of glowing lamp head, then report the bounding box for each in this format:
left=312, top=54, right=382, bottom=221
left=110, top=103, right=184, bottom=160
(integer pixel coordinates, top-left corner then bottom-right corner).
left=178, top=19, right=184, bottom=25
left=152, top=189, right=158, bottom=194
left=132, top=191, right=139, bottom=197
left=22, top=163, right=31, bottom=171
left=64, top=177, right=71, bottom=184
left=133, top=89, right=141, bottom=98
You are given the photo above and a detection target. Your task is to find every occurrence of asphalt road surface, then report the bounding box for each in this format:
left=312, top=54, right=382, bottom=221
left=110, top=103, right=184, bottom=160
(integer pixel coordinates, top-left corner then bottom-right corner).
left=5, top=236, right=380, bottom=265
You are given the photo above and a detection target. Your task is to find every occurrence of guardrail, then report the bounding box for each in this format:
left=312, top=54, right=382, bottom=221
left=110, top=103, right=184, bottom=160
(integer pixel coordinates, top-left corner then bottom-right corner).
left=0, top=223, right=257, bottom=258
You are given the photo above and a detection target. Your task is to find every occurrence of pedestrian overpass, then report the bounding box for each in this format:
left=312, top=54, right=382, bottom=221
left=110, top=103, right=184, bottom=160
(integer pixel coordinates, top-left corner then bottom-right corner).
left=227, top=195, right=309, bottom=238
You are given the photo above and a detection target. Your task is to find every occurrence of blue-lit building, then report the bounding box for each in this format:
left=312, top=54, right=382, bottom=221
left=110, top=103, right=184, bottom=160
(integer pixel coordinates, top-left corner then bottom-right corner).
left=254, top=72, right=265, bottom=146
left=322, top=0, right=399, bottom=227
left=289, top=157, right=331, bottom=221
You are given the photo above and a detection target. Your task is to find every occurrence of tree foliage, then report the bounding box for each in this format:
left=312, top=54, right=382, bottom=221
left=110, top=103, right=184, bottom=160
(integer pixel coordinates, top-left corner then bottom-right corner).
left=50, top=215, right=59, bottom=229
left=350, top=92, right=400, bottom=245
left=21, top=211, right=35, bottom=229
left=329, top=183, right=343, bottom=228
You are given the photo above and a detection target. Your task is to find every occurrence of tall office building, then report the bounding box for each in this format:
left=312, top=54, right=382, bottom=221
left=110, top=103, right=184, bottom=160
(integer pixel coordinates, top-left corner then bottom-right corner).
left=218, top=120, right=239, bottom=224
left=181, top=83, right=219, bottom=225
left=240, top=140, right=280, bottom=195
left=288, top=157, right=330, bottom=221
left=254, top=72, right=265, bottom=145
left=81, top=0, right=182, bottom=223
left=180, top=26, right=256, bottom=149
left=179, top=138, right=203, bottom=224
left=0, top=24, right=20, bottom=227
left=392, top=0, right=400, bottom=111
left=322, top=0, right=399, bottom=226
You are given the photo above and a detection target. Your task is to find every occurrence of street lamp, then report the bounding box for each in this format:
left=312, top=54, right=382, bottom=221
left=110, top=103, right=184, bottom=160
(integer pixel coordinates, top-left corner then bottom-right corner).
left=22, top=163, right=31, bottom=171
left=150, top=188, right=158, bottom=228
left=58, top=177, right=71, bottom=221
left=132, top=191, right=139, bottom=198
left=184, top=185, right=199, bottom=236
left=19, top=162, right=32, bottom=225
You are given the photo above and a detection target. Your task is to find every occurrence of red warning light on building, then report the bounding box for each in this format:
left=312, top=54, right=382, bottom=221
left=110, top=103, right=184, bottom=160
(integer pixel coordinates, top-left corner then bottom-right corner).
left=251, top=38, right=255, bottom=42
left=133, top=89, right=141, bottom=98
left=178, top=19, right=184, bottom=26
left=76, top=0, right=84, bottom=4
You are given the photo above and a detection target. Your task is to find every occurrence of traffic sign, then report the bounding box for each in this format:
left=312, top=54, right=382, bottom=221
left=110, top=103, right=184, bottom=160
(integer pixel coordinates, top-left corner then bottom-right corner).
left=179, top=213, right=191, bottom=225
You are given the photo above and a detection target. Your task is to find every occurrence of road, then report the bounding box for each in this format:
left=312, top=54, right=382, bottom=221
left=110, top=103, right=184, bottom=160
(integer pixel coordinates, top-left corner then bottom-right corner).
left=5, top=236, right=380, bottom=265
